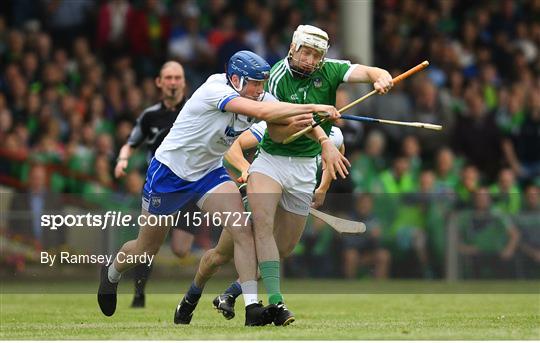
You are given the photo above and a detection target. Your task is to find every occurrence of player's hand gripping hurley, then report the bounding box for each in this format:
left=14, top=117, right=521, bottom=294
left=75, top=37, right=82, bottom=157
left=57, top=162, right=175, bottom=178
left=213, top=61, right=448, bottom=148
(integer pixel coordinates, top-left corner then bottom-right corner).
left=283, top=61, right=432, bottom=144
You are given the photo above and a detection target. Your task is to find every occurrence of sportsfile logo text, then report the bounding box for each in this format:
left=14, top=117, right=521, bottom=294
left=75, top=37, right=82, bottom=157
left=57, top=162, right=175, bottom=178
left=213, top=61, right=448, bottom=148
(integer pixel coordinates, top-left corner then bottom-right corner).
left=40, top=211, right=252, bottom=231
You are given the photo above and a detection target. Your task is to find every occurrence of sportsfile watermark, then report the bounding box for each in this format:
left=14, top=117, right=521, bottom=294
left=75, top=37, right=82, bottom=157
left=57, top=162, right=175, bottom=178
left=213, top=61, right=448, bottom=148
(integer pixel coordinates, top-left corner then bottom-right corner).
left=40, top=210, right=252, bottom=231
left=2, top=191, right=538, bottom=295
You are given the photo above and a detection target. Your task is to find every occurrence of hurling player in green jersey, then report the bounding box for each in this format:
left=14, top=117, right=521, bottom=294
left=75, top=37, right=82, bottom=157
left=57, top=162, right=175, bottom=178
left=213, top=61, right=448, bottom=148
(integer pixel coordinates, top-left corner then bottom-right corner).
left=243, top=25, right=394, bottom=325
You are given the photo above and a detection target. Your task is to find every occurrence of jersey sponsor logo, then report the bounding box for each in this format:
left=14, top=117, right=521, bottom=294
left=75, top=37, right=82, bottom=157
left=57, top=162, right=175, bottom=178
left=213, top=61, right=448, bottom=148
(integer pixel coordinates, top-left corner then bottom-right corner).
left=224, top=125, right=247, bottom=137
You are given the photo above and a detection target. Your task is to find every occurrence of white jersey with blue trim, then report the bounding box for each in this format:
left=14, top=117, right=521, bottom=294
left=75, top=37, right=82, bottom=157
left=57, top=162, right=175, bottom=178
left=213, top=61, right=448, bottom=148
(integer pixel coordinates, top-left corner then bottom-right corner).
left=250, top=121, right=344, bottom=149
left=155, top=73, right=276, bottom=181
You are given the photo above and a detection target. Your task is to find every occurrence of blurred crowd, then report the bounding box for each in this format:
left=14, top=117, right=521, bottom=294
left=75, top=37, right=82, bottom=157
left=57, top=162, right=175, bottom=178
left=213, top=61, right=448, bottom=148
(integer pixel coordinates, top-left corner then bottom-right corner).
left=0, top=0, right=539, bottom=279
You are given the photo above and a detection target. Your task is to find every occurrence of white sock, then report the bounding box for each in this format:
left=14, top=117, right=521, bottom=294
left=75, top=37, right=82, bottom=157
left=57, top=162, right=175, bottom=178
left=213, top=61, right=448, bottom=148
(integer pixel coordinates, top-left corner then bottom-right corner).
left=241, top=280, right=258, bottom=307
left=108, top=263, right=122, bottom=283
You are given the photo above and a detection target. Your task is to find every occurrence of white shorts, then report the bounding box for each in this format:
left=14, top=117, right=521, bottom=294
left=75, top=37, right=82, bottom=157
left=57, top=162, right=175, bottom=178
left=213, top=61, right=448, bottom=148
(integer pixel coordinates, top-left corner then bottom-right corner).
left=249, top=149, right=317, bottom=216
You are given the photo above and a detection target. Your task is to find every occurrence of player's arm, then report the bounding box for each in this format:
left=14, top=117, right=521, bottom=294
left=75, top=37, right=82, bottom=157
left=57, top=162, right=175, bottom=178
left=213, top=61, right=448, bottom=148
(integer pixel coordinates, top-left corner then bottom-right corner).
left=306, top=126, right=350, bottom=180
left=266, top=114, right=314, bottom=142
left=346, top=64, right=393, bottom=94
left=115, top=144, right=133, bottom=178
left=114, top=115, right=147, bottom=178
left=224, top=130, right=259, bottom=183
left=224, top=97, right=339, bottom=122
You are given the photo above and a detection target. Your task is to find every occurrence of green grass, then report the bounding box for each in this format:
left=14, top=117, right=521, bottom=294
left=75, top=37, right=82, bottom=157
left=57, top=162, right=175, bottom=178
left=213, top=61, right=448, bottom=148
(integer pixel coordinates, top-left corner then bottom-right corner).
left=1, top=280, right=539, bottom=340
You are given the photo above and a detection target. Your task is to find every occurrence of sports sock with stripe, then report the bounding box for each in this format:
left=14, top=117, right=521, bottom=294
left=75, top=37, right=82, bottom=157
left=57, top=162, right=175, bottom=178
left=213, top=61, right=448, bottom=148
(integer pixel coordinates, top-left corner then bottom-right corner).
left=224, top=280, right=242, bottom=299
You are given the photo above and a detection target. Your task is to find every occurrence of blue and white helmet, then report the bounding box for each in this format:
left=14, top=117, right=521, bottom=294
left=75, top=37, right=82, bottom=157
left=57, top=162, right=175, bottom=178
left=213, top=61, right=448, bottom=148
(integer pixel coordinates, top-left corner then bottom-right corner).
left=226, top=50, right=270, bottom=92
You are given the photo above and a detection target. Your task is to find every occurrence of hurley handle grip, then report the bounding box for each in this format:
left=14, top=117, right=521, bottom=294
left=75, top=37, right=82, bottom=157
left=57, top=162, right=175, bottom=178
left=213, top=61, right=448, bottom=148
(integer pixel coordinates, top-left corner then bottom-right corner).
left=392, top=60, right=429, bottom=84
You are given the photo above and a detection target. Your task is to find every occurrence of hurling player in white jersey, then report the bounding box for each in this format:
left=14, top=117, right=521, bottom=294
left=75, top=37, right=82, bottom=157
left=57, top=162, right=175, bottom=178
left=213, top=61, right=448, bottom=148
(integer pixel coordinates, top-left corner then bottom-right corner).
left=97, top=50, right=343, bottom=326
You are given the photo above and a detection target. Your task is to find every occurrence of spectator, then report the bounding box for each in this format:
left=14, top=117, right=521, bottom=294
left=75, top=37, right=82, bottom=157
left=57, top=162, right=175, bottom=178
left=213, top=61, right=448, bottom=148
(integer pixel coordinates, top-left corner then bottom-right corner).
left=96, top=0, right=132, bottom=62
left=411, top=77, right=454, bottom=157
left=495, top=85, right=526, bottom=135
left=515, top=184, right=540, bottom=277
left=44, top=0, right=94, bottom=49
left=422, top=169, right=453, bottom=277
left=434, top=147, right=460, bottom=193
left=502, top=87, right=540, bottom=183
left=452, top=90, right=503, bottom=182
left=350, top=130, right=386, bottom=193
left=8, top=163, right=64, bottom=248
left=490, top=168, right=521, bottom=215
left=457, top=187, right=520, bottom=278
left=381, top=158, right=433, bottom=278
left=455, top=164, right=480, bottom=209
left=439, top=68, right=466, bottom=117
left=342, top=194, right=390, bottom=279
left=126, top=0, right=171, bottom=76
left=168, top=5, right=213, bottom=89
left=401, top=135, right=421, bottom=180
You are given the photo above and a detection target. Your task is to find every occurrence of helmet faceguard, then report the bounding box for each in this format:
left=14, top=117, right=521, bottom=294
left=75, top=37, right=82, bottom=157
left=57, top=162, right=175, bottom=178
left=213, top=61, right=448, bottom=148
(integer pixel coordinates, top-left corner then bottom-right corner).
left=288, top=25, right=329, bottom=78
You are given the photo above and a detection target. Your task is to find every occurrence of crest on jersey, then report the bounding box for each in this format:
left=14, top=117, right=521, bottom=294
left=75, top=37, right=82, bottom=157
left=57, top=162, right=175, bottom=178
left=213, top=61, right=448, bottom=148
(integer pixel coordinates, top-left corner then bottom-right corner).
left=151, top=196, right=161, bottom=208
left=313, top=78, right=322, bottom=88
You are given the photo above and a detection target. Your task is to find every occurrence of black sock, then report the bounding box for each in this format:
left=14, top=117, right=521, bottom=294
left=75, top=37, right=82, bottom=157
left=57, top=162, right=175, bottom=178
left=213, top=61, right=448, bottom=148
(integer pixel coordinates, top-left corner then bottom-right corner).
left=185, top=281, right=203, bottom=303
left=223, top=280, right=242, bottom=299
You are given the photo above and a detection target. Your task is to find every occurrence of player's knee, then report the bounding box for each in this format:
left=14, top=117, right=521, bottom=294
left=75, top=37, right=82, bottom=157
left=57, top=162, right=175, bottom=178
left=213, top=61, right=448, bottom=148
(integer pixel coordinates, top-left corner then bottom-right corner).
left=227, top=221, right=255, bottom=246
left=213, top=250, right=233, bottom=266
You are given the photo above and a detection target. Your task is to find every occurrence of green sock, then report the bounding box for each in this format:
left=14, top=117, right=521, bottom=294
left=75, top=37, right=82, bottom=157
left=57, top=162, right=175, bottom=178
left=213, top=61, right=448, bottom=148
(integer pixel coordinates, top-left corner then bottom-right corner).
left=259, top=260, right=283, bottom=304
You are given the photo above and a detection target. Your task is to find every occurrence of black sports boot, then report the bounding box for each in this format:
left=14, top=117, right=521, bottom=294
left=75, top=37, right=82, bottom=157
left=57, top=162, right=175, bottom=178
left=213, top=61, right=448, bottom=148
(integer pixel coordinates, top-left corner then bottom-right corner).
left=213, top=294, right=236, bottom=320
left=274, top=302, right=295, bottom=326
left=244, top=302, right=278, bottom=326
left=174, top=296, right=198, bottom=324
left=97, top=265, right=118, bottom=316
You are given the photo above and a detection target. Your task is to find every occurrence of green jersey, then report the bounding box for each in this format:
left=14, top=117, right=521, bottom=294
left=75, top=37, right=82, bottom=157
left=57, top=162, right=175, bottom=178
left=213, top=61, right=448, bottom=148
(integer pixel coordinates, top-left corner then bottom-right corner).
left=261, top=58, right=353, bottom=157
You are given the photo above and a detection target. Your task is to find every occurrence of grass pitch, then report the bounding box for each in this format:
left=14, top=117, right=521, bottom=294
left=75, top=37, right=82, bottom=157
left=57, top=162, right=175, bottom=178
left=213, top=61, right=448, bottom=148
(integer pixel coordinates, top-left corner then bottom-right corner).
left=1, top=280, right=539, bottom=340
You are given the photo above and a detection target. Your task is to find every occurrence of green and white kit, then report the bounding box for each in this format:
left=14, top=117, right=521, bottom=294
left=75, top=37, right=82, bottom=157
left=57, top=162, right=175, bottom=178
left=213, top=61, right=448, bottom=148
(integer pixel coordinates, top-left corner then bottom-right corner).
left=249, top=57, right=354, bottom=215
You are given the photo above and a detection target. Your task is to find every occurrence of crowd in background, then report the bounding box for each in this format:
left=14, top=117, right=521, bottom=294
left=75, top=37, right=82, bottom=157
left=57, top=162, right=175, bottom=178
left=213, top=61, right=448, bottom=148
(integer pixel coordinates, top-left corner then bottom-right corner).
left=0, top=0, right=539, bottom=279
